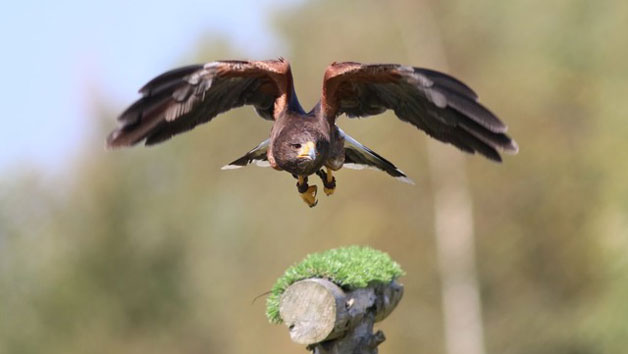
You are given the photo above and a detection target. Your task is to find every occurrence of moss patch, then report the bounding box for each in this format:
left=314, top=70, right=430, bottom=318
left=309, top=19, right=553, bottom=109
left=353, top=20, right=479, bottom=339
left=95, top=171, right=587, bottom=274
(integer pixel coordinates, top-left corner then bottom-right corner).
left=266, top=245, right=405, bottom=324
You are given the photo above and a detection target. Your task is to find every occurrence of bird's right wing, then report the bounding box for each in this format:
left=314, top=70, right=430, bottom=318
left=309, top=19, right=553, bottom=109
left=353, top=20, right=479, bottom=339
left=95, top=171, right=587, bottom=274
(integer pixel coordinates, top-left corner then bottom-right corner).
left=221, top=139, right=271, bottom=170
left=107, top=59, right=292, bottom=148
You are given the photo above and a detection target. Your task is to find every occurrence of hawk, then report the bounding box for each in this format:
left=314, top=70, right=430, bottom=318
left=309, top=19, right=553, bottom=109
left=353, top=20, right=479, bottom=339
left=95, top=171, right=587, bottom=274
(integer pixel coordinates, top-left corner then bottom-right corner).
left=107, top=58, right=518, bottom=207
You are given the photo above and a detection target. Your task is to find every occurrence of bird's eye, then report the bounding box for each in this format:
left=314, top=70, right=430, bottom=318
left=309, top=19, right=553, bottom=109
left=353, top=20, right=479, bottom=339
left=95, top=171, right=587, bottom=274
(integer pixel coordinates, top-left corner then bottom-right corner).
left=291, top=143, right=302, bottom=149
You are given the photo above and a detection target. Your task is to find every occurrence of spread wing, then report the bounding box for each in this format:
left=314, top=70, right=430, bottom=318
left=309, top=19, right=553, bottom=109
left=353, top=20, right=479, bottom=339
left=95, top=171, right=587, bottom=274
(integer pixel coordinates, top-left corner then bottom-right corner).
left=106, top=59, right=291, bottom=148
left=322, top=62, right=518, bottom=162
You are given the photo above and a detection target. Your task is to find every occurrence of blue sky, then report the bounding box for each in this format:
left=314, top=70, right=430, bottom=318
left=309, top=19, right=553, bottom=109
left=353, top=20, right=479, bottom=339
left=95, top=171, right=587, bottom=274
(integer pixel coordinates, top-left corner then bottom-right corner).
left=0, top=0, right=298, bottom=172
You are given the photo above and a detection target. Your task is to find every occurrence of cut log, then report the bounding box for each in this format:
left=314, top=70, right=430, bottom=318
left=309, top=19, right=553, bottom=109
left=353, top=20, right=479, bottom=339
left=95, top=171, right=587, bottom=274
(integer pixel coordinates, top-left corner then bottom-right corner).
left=279, top=278, right=403, bottom=353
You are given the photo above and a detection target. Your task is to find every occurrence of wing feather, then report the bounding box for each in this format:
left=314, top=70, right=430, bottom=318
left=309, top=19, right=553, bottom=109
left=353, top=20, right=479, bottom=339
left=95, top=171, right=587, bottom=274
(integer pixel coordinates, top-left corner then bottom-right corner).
left=221, top=139, right=270, bottom=170
left=339, top=128, right=413, bottom=184
left=322, top=62, right=518, bottom=162
left=107, top=59, right=290, bottom=148
left=139, top=65, right=202, bottom=95
left=412, top=68, right=478, bottom=100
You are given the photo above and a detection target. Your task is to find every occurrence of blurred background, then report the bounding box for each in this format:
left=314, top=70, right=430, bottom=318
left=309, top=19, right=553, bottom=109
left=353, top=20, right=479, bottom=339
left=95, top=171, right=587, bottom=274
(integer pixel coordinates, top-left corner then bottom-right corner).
left=1, top=0, right=627, bottom=353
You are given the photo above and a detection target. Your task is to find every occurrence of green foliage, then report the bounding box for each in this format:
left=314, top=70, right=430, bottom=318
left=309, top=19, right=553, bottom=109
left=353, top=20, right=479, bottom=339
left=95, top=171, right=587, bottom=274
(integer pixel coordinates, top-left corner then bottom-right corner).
left=2, top=0, right=628, bottom=353
left=266, top=246, right=405, bottom=324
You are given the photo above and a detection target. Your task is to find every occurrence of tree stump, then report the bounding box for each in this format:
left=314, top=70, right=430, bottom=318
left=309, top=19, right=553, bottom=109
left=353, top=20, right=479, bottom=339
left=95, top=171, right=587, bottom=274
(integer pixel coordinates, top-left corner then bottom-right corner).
left=279, top=278, right=404, bottom=354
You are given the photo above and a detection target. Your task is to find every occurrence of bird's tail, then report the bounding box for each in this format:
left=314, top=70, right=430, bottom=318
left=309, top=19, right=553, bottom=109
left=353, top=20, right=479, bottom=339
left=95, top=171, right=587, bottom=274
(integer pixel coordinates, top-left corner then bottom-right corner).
left=221, top=139, right=271, bottom=170
left=339, top=128, right=414, bottom=184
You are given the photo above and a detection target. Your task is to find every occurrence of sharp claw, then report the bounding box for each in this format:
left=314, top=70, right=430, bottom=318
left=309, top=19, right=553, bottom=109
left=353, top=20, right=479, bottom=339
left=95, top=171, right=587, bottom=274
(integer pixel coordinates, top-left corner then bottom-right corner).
left=317, top=168, right=336, bottom=197
left=300, top=185, right=318, bottom=207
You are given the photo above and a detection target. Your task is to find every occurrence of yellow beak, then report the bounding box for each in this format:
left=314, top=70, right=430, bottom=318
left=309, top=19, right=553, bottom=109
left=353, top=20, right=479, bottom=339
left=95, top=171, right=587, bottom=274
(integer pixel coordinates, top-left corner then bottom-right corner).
left=297, top=141, right=316, bottom=160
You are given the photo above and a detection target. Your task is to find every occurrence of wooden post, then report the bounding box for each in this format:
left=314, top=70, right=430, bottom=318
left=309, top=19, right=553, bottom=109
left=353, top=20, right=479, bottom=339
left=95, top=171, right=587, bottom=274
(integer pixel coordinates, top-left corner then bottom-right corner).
left=279, top=278, right=403, bottom=353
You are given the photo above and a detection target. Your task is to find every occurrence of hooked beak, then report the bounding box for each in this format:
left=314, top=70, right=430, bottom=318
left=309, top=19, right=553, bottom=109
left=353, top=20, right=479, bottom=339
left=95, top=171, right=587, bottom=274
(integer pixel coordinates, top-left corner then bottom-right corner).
left=297, top=141, right=316, bottom=160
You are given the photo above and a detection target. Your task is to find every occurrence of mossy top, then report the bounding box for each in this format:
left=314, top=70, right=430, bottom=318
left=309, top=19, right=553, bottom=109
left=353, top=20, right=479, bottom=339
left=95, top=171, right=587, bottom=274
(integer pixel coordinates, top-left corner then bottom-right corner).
left=266, top=245, right=405, bottom=323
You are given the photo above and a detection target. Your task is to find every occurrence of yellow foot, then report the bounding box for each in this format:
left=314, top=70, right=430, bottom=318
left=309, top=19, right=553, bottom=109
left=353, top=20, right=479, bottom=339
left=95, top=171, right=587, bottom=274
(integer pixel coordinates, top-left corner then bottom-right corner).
left=300, top=185, right=318, bottom=207
left=317, top=168, right=336, bottom=197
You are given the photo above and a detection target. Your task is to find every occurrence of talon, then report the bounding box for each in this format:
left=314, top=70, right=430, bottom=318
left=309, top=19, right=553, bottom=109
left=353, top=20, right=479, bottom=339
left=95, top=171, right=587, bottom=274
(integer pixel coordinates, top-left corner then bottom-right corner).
left=317, top=168, right=336, bottom=196
left=301, top=185, right=318, bottom=207
left=297, top=176, right=318, bottom=207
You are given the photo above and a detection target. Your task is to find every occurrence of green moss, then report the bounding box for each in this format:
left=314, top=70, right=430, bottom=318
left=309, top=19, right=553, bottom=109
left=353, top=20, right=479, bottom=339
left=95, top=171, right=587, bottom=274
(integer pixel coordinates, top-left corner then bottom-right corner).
left=266, top=246, right=405, bottom=324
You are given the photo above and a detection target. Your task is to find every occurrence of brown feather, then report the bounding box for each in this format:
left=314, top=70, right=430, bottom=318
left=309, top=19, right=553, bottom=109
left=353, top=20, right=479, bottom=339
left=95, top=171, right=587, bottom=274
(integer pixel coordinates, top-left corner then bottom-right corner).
left=106, top=59, right=292, bottom=148
left=321, top=62, right=518, bottom=161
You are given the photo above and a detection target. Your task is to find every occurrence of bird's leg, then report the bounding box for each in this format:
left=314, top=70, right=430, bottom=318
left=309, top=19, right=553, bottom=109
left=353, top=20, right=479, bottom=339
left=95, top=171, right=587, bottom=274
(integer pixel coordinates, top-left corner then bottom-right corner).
left=296, top=175, right=318, bottom=208
left=316, top=167, right=336, bottom=196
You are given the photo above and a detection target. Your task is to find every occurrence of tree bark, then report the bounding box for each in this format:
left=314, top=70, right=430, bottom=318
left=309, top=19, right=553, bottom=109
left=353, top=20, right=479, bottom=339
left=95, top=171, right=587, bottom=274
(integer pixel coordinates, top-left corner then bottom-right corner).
left=279, top=278, right=403, bottom=353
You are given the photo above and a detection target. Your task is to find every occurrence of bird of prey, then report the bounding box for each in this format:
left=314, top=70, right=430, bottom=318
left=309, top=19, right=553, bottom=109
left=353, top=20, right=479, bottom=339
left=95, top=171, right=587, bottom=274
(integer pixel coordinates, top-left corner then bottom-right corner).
left=107, top=58, right=518, bottom=207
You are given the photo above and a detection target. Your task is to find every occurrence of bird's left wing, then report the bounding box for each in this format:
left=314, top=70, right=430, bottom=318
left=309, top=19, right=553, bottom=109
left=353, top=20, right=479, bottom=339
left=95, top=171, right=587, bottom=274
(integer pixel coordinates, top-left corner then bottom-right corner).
left=107, top=59, right=291, bottom=148
left=339, top=128, right=413, bottom=184
left=322, top=62, right=518, bottom=162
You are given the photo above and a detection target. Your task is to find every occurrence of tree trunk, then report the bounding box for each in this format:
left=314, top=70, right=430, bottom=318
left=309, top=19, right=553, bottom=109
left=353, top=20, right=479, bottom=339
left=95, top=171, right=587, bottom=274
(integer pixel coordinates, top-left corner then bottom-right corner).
left=388, top=2, right=487, bottom=354
left=279, top=278, right=403, bottom=353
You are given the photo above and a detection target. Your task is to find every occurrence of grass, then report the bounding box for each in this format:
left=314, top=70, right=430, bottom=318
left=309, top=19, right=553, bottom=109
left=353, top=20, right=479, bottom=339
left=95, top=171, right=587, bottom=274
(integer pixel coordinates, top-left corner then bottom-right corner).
left=266, top=245, right=405, bottom=324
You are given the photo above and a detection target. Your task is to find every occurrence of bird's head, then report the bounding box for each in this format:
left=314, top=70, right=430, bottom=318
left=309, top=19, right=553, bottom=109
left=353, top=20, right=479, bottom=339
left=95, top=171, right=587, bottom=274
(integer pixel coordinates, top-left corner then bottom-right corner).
left=272, top=130, right=329, bottom=176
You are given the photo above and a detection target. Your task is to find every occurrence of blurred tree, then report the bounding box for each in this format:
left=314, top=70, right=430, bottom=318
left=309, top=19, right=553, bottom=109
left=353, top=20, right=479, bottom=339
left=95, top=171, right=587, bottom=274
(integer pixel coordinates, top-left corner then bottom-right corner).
left=1, top=1, right=628, bottom=354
